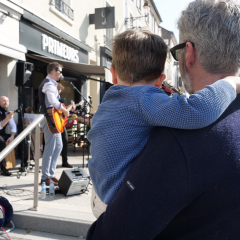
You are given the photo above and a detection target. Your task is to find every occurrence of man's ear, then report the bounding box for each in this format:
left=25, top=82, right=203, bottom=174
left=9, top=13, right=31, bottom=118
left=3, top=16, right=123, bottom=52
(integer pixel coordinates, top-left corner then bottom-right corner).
left=110, top=66, right=118, bottom=85
left=155, top=74, right=166, bottom=88
left=185, top=42, right=195, bottom=68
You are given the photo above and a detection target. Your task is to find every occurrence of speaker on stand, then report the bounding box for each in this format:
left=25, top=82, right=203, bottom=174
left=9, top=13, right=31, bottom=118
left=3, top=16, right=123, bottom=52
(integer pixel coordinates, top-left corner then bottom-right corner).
left=15, top=61, right=34, bottom=173
left=15, top=61, right=34, bottom=87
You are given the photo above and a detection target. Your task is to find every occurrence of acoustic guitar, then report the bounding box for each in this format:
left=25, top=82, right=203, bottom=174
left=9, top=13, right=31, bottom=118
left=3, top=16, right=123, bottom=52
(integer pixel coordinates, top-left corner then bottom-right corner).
left=46, top=101, right=83, bottom=134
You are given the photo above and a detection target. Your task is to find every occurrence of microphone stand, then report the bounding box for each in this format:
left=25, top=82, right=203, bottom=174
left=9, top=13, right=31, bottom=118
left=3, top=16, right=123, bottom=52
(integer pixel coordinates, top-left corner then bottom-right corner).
left=81, top=97, right=92, bottom=168
left=84, top=96, right=92, bottom=168
left=68, top=81, right=92, bottom=168
left=68, top=81, right=93, bottom=108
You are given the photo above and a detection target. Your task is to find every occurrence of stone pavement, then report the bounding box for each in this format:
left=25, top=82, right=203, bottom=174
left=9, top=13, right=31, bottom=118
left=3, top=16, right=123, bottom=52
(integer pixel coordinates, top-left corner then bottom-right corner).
left=0, top=146, right=95, bottom=239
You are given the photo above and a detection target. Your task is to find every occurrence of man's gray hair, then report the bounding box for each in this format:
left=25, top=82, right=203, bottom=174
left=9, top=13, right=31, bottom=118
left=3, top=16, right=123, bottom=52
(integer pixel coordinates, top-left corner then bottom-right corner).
left=178, top=0, right=240, bottom=74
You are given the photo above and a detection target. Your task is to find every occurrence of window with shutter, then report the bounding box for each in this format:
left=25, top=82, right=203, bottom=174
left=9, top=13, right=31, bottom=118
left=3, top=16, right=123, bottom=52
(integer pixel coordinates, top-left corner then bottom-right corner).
left=50, top=0, right=74, bottom=21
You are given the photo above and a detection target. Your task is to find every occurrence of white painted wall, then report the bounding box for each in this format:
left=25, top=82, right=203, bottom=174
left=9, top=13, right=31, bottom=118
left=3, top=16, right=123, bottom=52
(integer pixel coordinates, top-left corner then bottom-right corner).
left=0, top=1, right=24, bottom=123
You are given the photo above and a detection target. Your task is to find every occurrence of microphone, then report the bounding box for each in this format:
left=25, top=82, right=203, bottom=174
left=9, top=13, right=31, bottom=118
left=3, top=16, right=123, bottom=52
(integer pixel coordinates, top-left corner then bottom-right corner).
left=6, top=109, right=21, bottom=115
left=60, top=76, right=77, bottom=81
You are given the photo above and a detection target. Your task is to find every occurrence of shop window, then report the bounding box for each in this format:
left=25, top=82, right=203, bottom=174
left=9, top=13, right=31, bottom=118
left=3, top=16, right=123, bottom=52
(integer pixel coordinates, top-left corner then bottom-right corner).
left=152, top=15, right=155, bottom=32
left=105, top=2, right=114, bottom=49
left=104, top=34, right=112, bottom=49
left=50, top=0, right=74, bottom=23
left=155, top=22, right=158, bottom=34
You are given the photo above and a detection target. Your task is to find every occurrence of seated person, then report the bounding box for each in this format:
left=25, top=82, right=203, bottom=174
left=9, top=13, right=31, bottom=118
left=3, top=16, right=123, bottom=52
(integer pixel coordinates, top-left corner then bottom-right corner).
left=0, top=96, right=16, bottom=176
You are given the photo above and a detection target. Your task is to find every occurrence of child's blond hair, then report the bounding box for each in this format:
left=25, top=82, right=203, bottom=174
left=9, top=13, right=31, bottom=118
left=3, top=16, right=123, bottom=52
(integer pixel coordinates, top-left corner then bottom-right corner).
left=111, top=28, right=168, bottom=84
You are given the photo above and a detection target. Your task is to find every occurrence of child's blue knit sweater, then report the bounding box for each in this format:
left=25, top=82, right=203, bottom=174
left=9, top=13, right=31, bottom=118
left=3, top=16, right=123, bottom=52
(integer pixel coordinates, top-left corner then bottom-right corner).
left=87, top=80, right=235, bottom=204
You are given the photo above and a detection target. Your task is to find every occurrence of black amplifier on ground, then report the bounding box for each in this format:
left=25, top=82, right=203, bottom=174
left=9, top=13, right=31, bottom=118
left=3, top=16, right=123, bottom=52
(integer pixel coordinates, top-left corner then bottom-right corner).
left=58, top=168, right=90, bottom=196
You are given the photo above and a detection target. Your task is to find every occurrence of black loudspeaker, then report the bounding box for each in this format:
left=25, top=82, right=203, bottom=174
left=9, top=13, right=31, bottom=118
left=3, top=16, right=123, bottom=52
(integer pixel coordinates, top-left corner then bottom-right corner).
left=15, top=61, right=34, bottom=86
left=58, top=168, right=90, bottom=196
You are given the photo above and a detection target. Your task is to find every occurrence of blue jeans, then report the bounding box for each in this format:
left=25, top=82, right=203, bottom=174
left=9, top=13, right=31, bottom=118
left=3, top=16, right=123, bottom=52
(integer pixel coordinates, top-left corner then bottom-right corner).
left=40, top=118, right=62, bottom=180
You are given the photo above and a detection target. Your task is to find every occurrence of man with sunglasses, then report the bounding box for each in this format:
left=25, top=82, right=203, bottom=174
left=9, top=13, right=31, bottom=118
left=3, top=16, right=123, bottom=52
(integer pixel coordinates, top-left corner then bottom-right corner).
left=38, top=62, right=70, bottom=186
left=86, top=0, right=240, bottom=239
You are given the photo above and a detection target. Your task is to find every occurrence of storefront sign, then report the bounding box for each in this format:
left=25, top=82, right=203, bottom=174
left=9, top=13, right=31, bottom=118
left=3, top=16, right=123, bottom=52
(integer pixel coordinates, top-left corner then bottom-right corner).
left=42, top=34, right=79, bottom=63
left=20, top=20, right=88, bottom=64
left=95, top=7, right=115, bottom=29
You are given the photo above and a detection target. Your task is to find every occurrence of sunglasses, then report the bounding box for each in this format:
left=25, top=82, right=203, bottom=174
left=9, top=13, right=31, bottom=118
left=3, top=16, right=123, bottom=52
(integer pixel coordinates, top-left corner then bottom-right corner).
left=56, top=69, right=63, bottom=74
left=170, top=42, right=195, bottom=61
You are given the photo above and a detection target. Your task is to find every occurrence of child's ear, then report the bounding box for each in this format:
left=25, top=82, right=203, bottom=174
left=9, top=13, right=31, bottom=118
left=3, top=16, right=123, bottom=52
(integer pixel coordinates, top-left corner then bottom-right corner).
left=155, top=74, right=166, bottom=88
left=110, top=66, right=118, bottom=85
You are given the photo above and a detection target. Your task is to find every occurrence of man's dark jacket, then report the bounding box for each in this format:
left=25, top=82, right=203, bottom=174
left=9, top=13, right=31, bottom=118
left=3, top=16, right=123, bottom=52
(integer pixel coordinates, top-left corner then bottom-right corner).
left=87, top=95, right=240, bottom=240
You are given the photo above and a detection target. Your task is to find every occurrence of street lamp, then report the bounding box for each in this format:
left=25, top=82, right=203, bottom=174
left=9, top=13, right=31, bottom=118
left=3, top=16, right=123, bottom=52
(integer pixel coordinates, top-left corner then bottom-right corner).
left=125, top=1, right=151, bottom=29
left=143, top=0, right=151, bottom=16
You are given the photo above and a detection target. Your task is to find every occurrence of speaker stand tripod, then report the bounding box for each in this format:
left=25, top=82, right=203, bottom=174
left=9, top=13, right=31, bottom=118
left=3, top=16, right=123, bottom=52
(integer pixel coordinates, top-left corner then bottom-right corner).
left=17, top=103, right=39, bottom=179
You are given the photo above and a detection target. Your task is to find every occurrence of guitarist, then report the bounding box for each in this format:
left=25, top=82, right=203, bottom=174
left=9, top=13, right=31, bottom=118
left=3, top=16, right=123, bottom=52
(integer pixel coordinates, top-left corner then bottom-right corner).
left=38, top=62, right=74, bottom=186
left=0, top=96, right=16, bottom=176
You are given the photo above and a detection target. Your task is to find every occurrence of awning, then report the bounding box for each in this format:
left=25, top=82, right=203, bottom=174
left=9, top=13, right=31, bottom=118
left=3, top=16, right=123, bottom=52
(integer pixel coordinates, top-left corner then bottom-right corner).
left=27, top=53, right=106, bottom=78
left=0, top=38, right=27, bottom=61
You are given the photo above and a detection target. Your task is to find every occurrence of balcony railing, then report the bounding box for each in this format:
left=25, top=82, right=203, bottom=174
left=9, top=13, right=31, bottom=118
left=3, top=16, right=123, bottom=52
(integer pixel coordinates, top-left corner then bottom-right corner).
left=104, top=35, right=112, bottom=50
left=51, top=0, right=74, bottom=20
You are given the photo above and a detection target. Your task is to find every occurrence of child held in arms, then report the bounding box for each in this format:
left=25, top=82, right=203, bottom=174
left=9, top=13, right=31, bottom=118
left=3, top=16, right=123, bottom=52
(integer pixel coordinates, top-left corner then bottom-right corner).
left=87, top=28, right=240, bottom=218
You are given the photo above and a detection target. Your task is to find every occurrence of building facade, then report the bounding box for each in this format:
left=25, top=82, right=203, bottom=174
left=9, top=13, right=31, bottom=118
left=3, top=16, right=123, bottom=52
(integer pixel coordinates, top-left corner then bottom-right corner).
left=0, top=0, right=179, bottom=121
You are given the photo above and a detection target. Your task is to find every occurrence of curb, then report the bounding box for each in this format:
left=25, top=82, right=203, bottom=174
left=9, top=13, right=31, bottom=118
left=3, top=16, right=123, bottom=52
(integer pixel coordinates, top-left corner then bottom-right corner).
left=12, top=212, right=92, bottom=238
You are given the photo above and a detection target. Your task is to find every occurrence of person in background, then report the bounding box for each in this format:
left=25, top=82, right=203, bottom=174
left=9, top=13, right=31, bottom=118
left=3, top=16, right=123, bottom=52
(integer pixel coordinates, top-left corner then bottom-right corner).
left=86, top=0, right=240, bottom=239
left=0, top=96, right=16, bottom=176
left=57, top=83, right=73, bottom=168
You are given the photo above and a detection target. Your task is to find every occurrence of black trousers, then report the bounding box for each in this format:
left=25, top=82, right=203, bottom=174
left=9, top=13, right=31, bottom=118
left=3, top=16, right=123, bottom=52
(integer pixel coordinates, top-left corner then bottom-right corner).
left=61, top=127, right=68, bottom=164
left=0, top=134, right=10, bottom=169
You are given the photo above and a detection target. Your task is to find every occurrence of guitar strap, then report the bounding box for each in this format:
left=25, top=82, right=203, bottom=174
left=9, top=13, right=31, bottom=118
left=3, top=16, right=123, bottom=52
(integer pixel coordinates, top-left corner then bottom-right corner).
left=39, top=78, right=56, bottom=131
left=44, top=113, right=54, bottom=129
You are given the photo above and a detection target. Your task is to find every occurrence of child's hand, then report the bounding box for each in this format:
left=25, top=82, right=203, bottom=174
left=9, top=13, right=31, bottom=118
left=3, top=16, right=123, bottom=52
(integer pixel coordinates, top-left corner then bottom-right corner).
left=222, top=76, right=240, bottom=93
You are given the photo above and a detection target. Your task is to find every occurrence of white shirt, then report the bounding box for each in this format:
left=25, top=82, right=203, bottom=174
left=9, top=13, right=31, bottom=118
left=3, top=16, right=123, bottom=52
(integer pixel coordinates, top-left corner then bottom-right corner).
left=42, top=76, right=62, bottom=110
left=0, top=114, right=17, bottom=133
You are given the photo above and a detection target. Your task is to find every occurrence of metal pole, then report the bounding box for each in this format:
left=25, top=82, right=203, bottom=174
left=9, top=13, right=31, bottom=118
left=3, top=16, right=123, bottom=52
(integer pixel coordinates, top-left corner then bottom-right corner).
left=68, top=81, right=93, bottom=108
left=27, top=132, right=31, bottom=170
left=29, top=124, right=40, bottom=211
left=83, top=114, right=85, bottom=167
